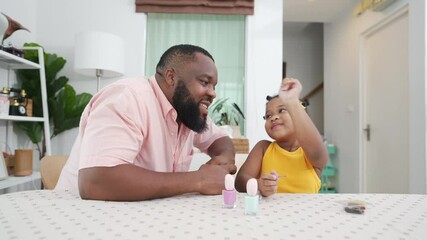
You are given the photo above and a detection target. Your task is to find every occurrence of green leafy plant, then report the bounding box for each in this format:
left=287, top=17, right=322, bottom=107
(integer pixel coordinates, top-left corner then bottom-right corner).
left=14, top=43, right=92, bottom=158
left=208, top=97, right=245, bottom=126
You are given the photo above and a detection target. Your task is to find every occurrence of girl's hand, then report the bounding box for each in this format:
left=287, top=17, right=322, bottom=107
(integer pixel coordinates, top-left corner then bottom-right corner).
left=258, top=172, right=278, bottom=197
left=279, top=77, right=302, bottom=106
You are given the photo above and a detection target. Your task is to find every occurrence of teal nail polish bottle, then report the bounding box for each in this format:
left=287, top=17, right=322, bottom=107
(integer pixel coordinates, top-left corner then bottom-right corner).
left=245, top=178, right=258, bottom=215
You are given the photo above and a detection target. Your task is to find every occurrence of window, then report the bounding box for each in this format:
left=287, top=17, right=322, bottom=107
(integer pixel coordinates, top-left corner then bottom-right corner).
left=145, top=13, right=246, bottom=132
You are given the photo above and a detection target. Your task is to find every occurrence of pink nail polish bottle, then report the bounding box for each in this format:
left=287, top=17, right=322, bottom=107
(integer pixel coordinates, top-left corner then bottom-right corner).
left=222, top=174, right=236, bottom=209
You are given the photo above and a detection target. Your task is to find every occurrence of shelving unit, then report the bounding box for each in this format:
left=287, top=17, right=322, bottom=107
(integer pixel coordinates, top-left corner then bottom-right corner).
left=0, top=171, right=41, bottom=192
left=320, top=144, right=337, bottom=193
left=0, top=47, right=51, bottom=155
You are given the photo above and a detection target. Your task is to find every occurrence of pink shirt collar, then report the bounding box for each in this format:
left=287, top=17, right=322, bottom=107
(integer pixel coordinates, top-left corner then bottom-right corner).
left=149, top=76, right=178, bottom=122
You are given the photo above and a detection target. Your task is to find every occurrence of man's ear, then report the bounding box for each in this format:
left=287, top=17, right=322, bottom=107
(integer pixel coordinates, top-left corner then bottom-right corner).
left=164, top=68, right=175, bottom=87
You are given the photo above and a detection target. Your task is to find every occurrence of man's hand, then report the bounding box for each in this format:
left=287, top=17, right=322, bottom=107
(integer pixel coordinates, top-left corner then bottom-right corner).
left=206, top=136, right=237, bottom=174
left=205, top=155, right=237, bottom=174
left=196, top=163, right=231, bottom=195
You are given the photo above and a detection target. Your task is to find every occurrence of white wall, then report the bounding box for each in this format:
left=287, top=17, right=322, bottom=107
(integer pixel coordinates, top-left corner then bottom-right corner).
left=0, top=0, right=38, bottom=46
left=283, top=23, right=323, bottom=96
left=283, top=22, right=324, bottom=134
left=324, top=3, right=362, bottom=193
left=324, top=0, right=427, bottom=193
left=408, top=0, right=427, bottom=194
left=245, top=0, right=283, bottom=147
left=2, top=0, right=283, bottom=155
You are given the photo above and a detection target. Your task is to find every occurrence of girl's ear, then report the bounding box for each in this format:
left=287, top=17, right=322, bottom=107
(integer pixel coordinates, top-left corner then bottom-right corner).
left=164, top=68, right=175, bottom=87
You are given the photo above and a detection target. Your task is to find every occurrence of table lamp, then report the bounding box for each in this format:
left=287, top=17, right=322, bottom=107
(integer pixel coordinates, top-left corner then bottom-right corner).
left=74, top=31, right=124, bottom=91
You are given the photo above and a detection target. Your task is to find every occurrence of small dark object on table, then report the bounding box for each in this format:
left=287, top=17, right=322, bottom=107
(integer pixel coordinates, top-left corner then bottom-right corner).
left=344, top=205, right=366, bottom=214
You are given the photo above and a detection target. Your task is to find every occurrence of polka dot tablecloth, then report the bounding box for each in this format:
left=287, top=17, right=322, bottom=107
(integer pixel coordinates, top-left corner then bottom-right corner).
left=0, top=191, right=426, bottom=240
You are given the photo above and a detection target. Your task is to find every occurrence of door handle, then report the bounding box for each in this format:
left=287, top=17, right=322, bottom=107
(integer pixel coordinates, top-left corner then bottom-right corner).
left=363, top=124, right=370, bottom=141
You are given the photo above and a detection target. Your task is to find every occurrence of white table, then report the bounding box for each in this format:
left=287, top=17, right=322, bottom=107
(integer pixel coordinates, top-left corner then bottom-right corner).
left=0, top=191, right=426, bottom=240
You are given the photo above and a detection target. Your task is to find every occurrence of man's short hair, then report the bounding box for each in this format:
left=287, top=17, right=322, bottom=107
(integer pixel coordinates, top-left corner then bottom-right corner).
left=156, top=44, right=214, bottom=74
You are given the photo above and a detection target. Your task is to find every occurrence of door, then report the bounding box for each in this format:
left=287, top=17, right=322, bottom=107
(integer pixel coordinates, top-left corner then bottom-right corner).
left=362, top=11, right=409, bottom=193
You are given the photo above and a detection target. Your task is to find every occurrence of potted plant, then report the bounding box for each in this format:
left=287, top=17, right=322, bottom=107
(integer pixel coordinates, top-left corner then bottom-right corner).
left=14, top=43, right=92, bottom=158
left=208, top=97, right=245, bottom=138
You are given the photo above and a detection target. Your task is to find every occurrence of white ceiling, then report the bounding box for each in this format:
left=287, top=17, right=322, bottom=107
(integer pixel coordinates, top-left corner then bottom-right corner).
left=283, top=0, right=358, bottom=23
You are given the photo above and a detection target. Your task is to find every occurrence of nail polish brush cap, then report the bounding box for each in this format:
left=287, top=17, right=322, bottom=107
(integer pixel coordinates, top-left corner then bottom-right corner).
left=225, top=174, right=234, bottom=190
left=246, top=178, right=258, bottom=196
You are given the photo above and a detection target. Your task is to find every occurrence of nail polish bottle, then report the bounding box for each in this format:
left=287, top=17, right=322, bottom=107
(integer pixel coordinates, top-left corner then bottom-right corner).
left=245, top=178, right=259, bottom=215
left=222, top=174, right=236, bottom=209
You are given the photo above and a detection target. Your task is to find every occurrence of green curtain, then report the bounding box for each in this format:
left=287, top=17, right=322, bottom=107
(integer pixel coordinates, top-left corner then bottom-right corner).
left=145, top=13, right=245, bottom=132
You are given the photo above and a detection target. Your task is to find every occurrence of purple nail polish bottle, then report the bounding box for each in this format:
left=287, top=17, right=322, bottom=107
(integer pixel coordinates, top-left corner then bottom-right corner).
left=222, top=174, right=236, bottom=209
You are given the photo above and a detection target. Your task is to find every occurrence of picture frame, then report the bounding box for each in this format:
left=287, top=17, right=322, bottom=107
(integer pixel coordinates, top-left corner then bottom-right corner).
left=0, top=153, right=9, bottom=180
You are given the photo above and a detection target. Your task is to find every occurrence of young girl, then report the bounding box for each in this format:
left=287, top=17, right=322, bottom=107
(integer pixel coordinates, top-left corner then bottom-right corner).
left=235, top=78, right=328, bottom=196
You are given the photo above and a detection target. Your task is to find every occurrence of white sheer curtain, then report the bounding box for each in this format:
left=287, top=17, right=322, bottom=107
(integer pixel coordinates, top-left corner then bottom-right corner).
left=145, top=13, right=245, bottom=132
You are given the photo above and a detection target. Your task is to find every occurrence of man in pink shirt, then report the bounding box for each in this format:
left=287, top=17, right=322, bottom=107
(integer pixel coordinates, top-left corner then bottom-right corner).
left=56, top=44, right=237, bottom=201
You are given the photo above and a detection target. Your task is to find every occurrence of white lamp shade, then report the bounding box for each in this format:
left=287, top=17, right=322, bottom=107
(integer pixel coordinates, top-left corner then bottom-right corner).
left=74, top=31, right=124, bottom=78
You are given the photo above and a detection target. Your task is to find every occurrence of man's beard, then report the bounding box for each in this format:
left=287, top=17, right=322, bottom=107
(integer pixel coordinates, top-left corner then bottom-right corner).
left=172, top=81, right=208, bottom=133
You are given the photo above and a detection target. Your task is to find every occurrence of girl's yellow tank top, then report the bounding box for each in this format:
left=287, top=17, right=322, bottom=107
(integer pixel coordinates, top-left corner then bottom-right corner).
left=261, top=141, right=321, bottom=193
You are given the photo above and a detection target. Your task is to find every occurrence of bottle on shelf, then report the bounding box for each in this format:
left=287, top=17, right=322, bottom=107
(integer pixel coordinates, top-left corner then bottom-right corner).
left=0, top=87, right=9, bottom=116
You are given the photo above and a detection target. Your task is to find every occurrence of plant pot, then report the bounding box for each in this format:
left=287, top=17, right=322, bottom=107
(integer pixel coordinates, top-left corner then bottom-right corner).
left=219, top=125, right=233, bottom=137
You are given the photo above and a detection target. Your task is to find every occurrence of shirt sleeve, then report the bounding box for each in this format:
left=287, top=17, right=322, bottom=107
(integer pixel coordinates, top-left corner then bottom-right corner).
left=78, top=85, right=146, bottom=169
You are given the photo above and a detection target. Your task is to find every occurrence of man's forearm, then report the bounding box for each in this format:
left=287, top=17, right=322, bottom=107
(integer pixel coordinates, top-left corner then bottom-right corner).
left=207, top=136, right=235, bottom=160
left=78, top=164, right=202, bottom=201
